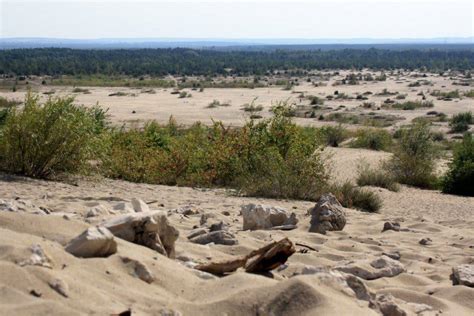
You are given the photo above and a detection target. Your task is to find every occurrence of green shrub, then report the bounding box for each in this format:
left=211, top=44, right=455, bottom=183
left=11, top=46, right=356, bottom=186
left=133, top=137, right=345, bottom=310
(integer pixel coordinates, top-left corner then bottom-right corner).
left=350, top=128, right=392, bottom=151
left=386, top=121, right=439, bottom=188
left=356, top=162, right=399, bottom=191
left=316, top=125, right=349, bottom=147
left=449, top=112, right=473, bottom=133
left=442, top=133, right=474, bottom=196
left=331, top=181, right=382, bottom=212
left=0, top=93, right=107, bottom=178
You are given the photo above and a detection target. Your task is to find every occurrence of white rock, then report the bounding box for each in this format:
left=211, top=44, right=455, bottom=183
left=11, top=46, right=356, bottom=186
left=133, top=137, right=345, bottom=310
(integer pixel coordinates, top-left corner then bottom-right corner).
left=65, top=226, right=117, bottom=258
left=335, top=255, right=405, bottom=280
left=452, top=264, right=474, bottom=287
left=102, top=211, right=179, bottom=258
left=241, top=204, right=297, bottom=230
left=86, top=205, right=110, bottom=218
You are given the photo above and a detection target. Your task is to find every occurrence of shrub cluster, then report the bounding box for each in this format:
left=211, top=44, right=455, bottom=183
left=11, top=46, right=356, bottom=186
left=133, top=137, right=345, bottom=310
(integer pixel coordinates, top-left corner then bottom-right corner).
left=0, top=93, right=107, bottom=178
left=449, top=111, right=473, bottom=133
left=386, top=122, right=439, bottom=188
left=330, top=181, right=382, bottom=213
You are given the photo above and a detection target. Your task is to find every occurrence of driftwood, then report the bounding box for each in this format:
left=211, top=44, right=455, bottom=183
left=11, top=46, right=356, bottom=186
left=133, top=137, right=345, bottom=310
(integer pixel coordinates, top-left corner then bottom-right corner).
left=195, top=237, right=295, bottom=275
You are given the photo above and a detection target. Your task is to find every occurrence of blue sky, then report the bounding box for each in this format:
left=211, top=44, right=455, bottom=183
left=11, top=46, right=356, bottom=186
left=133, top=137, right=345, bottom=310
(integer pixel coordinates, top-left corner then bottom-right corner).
left=1, top=0, right=473, bottom=39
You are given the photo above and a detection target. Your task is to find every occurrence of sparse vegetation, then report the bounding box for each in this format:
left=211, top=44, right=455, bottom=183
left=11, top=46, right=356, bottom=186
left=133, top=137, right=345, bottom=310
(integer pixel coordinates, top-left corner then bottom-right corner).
left=356, top=162, right=399, bottom=191
left=72, top=87, right=91, bottom=94
left=390, top=100, right=434, bottom=110
left=206, top=100, right=231, bottom=108
left=431, top=89, right=461, bottom=100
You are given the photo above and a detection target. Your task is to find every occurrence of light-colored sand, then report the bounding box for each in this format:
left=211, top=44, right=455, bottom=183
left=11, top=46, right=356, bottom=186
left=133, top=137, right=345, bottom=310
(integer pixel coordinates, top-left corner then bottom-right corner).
left=1, top=147, right=473, bottom=315
left=1, top=72, right=473, bottom=129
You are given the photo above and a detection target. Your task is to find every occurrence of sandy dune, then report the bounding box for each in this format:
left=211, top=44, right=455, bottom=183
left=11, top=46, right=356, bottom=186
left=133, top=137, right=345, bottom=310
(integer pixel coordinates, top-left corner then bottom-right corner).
left=1, top=147, right=473, bottom=315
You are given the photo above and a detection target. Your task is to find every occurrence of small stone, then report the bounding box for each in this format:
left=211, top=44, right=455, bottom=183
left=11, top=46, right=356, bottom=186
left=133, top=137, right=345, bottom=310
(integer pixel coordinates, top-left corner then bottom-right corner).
left=382, top=222, right=400, bottom=232
left=19, top=244, right=53, bottom=269
left=382, top=251, right=401, bottom=260
left=121, top=257, right=155, bottom=284
left=187, top=228, right=207, bottom=239
left=189, top=231, right=238, bottom=245
left=48, top=278, right=69, bottom=297
left=131, top=198, right=150, bottom=213
left=419, top=238, right=432, bottom=246
left=375, top=294, right=407, bottom=316
left=29, top=289, right=42, bottom=297
left=209, top=221, right=228, bottom=232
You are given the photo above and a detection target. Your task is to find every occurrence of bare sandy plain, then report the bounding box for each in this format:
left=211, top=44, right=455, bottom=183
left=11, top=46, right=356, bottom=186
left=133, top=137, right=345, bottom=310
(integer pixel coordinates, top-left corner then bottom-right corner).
left=0, top=71, right=473, bottom=315
left=1, top=71, right=473, bottom=130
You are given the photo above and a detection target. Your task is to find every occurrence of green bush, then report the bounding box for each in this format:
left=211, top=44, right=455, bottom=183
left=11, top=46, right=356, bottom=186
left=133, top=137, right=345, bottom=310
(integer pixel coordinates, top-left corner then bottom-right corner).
left=386, top=121, right=439, bottom=188
left=356, top=162, right=399, bottom=191
left=442, top=133, right=474, bottom=196
left=350, top=128, right=393, bottom=151
left=316, top=125, right=349, bottom=147
left=0, top=93, right=107, bottom=178
left=449, top=112, right=473, bottom=133
left=331, top=181, right=382, bottom=212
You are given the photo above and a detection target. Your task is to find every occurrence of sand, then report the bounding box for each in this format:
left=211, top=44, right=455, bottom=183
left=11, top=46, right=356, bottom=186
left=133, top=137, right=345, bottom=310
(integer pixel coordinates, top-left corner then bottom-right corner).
left=1, top=147, right=473, bottom=315
left=1, top=71, right=473, bottom=130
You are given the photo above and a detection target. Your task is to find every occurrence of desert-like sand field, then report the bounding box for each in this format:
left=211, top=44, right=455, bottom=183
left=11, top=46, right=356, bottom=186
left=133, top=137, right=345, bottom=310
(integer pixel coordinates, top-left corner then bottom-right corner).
left=0, top=146, right=473, bottom=315
left=0, top=71, right=473, bottom=315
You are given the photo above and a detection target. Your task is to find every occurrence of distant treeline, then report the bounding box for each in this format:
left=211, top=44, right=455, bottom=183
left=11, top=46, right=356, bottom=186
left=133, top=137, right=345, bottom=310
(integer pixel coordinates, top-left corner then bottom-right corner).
left=1, top=48, right=473, bottom=76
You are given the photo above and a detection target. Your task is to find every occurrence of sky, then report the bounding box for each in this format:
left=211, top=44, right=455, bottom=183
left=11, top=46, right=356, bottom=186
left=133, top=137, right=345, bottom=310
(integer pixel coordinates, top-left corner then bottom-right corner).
left=1, top=0, right=473, bottom=40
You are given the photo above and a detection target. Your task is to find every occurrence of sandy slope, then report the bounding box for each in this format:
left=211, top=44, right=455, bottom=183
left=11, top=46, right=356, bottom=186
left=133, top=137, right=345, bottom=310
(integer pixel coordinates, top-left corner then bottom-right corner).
left=0, top=147, right=473, bottom=315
